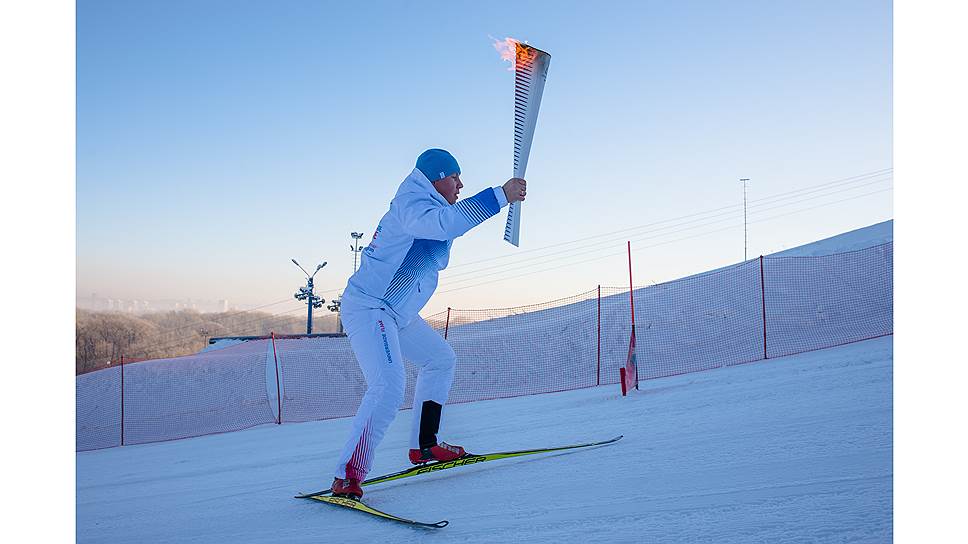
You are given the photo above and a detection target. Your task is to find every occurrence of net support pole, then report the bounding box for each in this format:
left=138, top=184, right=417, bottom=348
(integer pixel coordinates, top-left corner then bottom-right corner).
left=271, top=332, right=282, bottom=424
left=444, top=307, right=451, bottom=339
left=760, top=255, right=768, bottom=360
left=120, top=354, right=125, bottom=446
left=597, top=285, right=601, bottom=387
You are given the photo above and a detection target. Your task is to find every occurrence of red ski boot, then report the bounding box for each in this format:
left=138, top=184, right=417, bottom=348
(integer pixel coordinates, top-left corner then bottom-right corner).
left=408, top=442, right=466, bottom=465
left=331, top=477, right=363, bottom=499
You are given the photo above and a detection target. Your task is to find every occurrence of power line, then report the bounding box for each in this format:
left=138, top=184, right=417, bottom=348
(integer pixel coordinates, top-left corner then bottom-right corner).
left=437, top=186, right=892, bottom=294
left=443, top=173, right=891, bottom=281
left=445, top=184, right=891, bottom=289
left=439, top=175, right=892, bottom=285
left=446, top=168, right=892, bottom=271
left=439, top=186, right=891, bottom=294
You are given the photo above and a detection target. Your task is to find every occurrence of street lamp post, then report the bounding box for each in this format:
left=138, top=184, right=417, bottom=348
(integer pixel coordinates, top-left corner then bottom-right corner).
left=292, top=259, right=326, bottom=334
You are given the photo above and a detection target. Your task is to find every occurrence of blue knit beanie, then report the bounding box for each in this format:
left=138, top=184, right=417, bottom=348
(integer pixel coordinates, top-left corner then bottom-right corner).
left=416, top=149, right=461, bottom=181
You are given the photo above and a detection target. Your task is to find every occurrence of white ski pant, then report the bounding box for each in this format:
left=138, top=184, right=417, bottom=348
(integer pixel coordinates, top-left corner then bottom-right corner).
left=334, top=307, right=456, bottom=480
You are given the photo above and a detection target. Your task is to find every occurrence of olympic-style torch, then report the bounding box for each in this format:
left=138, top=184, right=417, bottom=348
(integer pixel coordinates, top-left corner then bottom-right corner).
left=494, top=39, right=551, bottom=247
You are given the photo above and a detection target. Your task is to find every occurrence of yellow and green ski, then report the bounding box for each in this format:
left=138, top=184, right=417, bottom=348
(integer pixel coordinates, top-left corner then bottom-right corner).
left=296, top=435, right=622, bottom=500
left=306, top=495, right=448, bottom=528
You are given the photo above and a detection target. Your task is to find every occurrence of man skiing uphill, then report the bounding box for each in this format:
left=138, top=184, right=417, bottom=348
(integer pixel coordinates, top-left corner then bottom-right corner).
left=331, top=149, right=527, bottom=499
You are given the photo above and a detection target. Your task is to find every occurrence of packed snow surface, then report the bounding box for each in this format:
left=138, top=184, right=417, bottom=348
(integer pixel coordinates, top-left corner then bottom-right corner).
left=76, top=335, right=892, bottom=542
left=770, top=219, right=892, bottom=257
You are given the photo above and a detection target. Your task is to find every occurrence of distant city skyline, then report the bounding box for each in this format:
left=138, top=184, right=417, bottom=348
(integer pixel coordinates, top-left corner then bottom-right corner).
left=76, top=0, right=892, bottom=319
left=77, top=294, right=233, bottom=314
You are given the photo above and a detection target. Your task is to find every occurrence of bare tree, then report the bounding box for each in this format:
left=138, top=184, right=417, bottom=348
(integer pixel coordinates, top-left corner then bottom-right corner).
left=75, top=309, right=315, bottom=374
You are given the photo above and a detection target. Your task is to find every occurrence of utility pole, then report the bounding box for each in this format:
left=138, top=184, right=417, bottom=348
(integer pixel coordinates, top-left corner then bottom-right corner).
left=740, top=178, right=750, bottom=261
left=292, top=259, right=326, bottom=335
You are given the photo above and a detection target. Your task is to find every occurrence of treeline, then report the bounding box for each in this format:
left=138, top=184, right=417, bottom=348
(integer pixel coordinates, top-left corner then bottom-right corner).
left=76, top=308, right=339, bottom=375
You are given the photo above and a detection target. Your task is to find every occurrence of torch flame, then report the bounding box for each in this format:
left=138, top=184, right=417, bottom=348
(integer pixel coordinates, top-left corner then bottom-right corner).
left=490, top=36, right=536, bottom=71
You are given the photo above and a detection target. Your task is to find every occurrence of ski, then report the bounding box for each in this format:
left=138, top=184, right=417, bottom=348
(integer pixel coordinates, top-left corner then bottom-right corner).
left=307, top=494, right=448, bottom=528
left=295, top=435, right=622, bottom=499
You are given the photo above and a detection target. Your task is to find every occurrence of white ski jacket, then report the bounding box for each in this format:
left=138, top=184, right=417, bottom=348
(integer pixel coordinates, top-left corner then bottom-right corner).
left=341, top=168, right=509, bottom=327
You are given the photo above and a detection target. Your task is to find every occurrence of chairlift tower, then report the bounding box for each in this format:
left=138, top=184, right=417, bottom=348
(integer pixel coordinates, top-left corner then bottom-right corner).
left=292, top=259, right=326, bottom=334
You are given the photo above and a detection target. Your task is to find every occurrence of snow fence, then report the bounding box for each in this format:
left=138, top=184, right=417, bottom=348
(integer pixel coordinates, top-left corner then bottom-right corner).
left=77, top=242, right=893, bottom=450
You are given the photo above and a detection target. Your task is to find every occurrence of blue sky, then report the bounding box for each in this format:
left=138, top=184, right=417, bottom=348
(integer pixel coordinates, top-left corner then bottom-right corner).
left=76, top=0, right=892, bottom=317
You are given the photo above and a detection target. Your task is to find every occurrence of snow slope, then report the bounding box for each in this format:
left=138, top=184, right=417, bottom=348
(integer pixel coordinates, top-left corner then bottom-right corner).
left=770, top=219, right=892, bottom=257
left=76, top=335, right=892, bottom=542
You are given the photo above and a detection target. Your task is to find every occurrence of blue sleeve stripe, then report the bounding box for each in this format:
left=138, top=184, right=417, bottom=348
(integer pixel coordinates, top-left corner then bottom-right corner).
left=454, top=189, right=500, bottom=225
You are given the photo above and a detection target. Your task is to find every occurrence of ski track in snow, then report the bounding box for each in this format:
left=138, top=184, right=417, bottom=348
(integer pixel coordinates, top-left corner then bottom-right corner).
left=77, top=335, right=892, bottom=543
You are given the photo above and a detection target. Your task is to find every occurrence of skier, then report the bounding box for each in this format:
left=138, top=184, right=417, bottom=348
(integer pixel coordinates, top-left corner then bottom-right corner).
left=330, top=149, right=527, bottom=499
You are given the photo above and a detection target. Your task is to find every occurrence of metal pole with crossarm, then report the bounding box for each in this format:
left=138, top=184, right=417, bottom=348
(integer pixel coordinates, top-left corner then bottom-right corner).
left=292, top=259, right=326, bottom=334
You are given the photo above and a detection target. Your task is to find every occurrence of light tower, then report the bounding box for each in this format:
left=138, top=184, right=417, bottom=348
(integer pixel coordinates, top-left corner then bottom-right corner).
left=351, top=232, right=364, bottom=272
left=328, top=232, right=364, bottom=335
left=292, top=259, right=326, bottom=334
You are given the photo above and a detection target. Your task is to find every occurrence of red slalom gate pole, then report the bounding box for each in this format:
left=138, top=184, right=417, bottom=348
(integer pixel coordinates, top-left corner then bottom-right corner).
left=628, top=242, right=636, bottom=330
left=271, top=332, right=282, bottom=424
left=627, top=241, right=638, bottom=391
